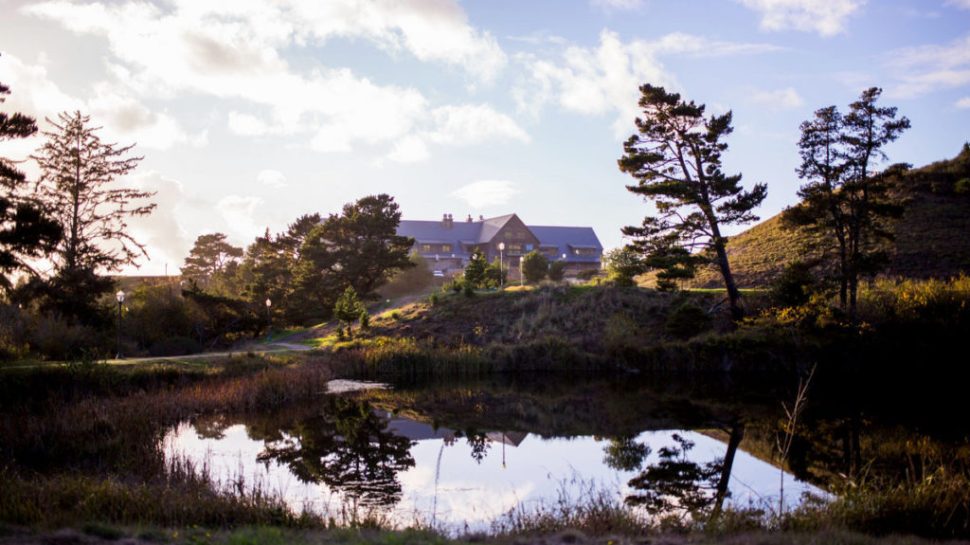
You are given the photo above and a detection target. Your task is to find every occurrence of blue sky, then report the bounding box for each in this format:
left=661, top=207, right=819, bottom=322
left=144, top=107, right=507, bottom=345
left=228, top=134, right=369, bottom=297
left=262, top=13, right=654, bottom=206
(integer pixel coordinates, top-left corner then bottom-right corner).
left=1, top=0, right=968, bottom=274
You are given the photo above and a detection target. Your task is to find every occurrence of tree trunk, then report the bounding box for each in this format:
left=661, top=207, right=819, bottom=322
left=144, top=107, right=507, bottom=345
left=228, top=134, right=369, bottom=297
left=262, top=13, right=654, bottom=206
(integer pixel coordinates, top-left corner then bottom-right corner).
left=712, top=235, right=743, bottom=322
left=711, top=422, right=745, bottom=520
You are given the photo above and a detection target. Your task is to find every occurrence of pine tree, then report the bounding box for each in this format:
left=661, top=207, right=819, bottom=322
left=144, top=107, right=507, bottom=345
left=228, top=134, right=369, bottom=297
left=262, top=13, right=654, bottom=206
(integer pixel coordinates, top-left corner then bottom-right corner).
left=31, top=111, right=155, bottom=321
left=0, top=71, right=60, bottom=292
left=181, top=233, right=243, bottom=290
left=784, top=88, right=910, bottom=317
left=619, top=85, right=766, bottom=320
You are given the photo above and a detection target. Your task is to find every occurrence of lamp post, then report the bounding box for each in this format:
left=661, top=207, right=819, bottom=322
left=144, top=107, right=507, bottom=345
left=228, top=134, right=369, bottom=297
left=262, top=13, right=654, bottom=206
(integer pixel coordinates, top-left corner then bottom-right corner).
left=498, top=242, right=505, bottom=289
left=265, top=298, right=272, bottom=340
left=115, top=290, right=125, bottom=359
left=519, top=255, right=525, bottom=287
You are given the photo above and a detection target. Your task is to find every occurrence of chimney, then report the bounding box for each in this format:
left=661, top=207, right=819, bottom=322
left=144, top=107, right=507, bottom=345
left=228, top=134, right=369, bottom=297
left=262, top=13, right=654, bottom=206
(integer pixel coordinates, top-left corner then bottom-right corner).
left=442, top=213, right=453, bottom=229
left=479, top=215, right=484, bottom=221
left=466, top=214, right=473, bottom=223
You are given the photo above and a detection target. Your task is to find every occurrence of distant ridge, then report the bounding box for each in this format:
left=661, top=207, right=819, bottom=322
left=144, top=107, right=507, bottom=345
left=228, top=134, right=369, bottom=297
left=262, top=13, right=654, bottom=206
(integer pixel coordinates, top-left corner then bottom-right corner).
left=689, top=144, right=970, bottom=288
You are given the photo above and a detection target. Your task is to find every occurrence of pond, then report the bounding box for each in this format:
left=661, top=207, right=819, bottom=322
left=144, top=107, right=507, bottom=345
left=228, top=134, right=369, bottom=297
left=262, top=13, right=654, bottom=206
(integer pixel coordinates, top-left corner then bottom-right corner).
left=163, top=376, right=827, bottom=532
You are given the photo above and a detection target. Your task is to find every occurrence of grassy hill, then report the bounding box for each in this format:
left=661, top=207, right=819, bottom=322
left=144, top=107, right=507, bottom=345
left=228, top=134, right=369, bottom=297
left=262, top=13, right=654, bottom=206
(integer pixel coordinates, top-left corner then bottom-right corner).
left=690, top=144, right=970, bottom=288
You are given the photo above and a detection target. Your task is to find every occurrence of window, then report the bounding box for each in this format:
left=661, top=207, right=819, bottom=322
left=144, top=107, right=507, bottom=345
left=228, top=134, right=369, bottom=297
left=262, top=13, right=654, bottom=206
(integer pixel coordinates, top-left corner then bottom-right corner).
left=442, top=244, right=452, bottom=252
left=421, top=244, right=432, bottom=253
left=525, top=244, right=533, bottom=251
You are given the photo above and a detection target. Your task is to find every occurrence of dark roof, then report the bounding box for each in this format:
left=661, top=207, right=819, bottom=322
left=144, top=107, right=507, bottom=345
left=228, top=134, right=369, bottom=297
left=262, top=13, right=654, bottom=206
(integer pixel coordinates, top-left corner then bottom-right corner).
left=529, top=225, right=603, bottom=263
left=397, top=215, right=602, bottom=263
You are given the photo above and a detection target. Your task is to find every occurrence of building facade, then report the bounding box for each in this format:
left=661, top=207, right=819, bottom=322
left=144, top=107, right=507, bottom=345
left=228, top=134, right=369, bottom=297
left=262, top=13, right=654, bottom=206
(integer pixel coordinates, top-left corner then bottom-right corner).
left=396, top=213, right=603, bottom=279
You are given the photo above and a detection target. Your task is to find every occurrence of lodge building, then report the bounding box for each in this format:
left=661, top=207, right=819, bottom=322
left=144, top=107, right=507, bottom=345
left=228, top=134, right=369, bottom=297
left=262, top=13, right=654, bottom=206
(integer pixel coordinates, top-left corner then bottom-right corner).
left=396, top=213, right=602, bottom=279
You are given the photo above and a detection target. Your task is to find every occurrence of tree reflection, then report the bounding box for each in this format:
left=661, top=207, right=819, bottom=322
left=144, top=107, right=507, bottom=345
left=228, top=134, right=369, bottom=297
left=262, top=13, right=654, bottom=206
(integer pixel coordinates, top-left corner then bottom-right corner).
left=256, top=397, right=415, bottom=508
left=624, top=423, right=745, bottom=521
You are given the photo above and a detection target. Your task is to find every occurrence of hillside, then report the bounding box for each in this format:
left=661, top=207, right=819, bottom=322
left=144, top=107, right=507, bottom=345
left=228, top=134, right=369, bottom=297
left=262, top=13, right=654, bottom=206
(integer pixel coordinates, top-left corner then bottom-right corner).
left=691, top=144, right=970, bottom=288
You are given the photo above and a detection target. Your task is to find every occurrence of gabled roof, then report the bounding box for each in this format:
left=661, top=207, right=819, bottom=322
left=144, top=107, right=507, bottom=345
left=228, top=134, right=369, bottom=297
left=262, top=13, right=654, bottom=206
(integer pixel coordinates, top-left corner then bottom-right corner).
left=477, top=214, right=516, bottom=243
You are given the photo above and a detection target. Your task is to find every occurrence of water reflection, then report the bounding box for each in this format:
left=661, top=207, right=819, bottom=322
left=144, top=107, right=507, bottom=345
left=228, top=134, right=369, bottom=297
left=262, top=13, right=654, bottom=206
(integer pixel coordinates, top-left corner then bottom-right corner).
left=255, top=397, right=415, bottom=508
left=165, top=385, right=821, bottom=531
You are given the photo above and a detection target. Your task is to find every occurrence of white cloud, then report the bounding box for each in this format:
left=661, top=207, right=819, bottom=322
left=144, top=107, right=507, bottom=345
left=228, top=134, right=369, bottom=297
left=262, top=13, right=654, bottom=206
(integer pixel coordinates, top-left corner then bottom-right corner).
left=23, top=0, right=518, bottom=159
left=428, top=104, right=530, bottom=145
left=257, top=170, right=288, bottom=188
left=750, top=87, right=805, bottom=109
left=946, top=0, right=970, bottom=9
left=216, top=195, right=265, bottom=243
left=514, top=30, right=780, bottom=136
left=957, top=97, right=970, bottom=108
left=451, top=180, right=520, bottom=209
left=0, top=53, right=203, bottom=150
left=387, top=136, right=431, bottom=164
left=122, top=171, right=194, bottom=273
left=887, top=35, right=970, bottom=98
left=737, top=0, right=866, bottom=36
left=590, top=0, right=644, bottom=11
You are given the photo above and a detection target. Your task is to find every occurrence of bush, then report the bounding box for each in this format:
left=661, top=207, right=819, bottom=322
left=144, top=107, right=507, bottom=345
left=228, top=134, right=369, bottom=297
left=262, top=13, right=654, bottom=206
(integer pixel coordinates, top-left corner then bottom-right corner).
left=770, top=261, right=817, bottom=307
left=548, top=261, right=567, bottom=282
left=522, top=251, right=549, bottom=284
left=665, top=303, right=712, bottom=340
left=577, top=269, right=599, bottom=281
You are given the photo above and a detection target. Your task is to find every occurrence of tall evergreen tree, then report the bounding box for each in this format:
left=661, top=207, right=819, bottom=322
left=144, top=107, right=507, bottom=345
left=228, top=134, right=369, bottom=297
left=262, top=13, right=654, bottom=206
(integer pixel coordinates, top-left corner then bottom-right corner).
left=619, top=84, right=766, bottom=320
left=0, top=72, right=60, bottom=293
left=30, top=111, right=155, bottom=321
left=784, top=88, right=910, bottom=316
left=181, top=232, right=243, bottom=290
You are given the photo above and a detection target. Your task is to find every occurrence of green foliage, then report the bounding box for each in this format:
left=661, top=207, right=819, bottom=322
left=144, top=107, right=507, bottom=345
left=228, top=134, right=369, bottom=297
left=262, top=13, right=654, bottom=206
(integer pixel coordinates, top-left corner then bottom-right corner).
left=604, top=312, right=639, bottom=353
left=463, top=249, right=488, bottom=288
left=576, top=269, right=599, bottom=281
left=485, top=258, right=506, bottom=288
left=603, top=246, right=643, bottom=287
left=548, top=261, right=567, bottom=282
left=665, top=303, right=712, bottom=340
left=180, top=233, right=243, bottom=293
left=359, top=311, right=370, bottom=331
left=334, top=286, right=366, bottom=326
left=521, top=250, right=549, bottom=284
left=377, top=253, right=434, bottom=299
left=619, top=84, right=766, bottom=320
left=955, top=178, right=970, bottom=194
left=770, top=261, right=818, bottom=308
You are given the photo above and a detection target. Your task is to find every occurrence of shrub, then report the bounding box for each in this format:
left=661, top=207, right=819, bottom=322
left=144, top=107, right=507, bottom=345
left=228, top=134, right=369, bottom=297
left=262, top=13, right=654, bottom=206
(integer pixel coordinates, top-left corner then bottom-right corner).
left=665, top=303, right=712, bottom=340
left=577, top=269, right=599, bottom=281
left=548, top=261, right=567, bottom=282
left=770, top=261, right=817, bottom=308
left=148, top=336, right=202, bottom=357
left=521, top=251, right=549, bottom=284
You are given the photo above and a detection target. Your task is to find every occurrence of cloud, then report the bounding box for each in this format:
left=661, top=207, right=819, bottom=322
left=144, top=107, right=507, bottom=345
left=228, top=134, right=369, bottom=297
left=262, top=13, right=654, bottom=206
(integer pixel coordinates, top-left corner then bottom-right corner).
left=257, top=170, right=288, bottom=188
left=737, top=0, right=866, bottom=36
left=957, top=97, right=970, bottom=108
left=451, top=180, right=520, bottom=208
left=590, top=0, right=644, bottom=11
left=886, top=35, right=970, bottom=98
left=121, top=171, right=194, bottom=273
left=946, top=0, right=970, bottom=9
left=23, top=0, right=518, bottom=159
left=513, top=30, right=780, bottom=136
left=750, top=87, right=805, bottom=109
left=0, top=53, right=203, bottom=150
left=216, top=195, right=265, bottom=243
left=428, top=104, right=531, bottom=145
left=387, top=136, right=431, bottom=163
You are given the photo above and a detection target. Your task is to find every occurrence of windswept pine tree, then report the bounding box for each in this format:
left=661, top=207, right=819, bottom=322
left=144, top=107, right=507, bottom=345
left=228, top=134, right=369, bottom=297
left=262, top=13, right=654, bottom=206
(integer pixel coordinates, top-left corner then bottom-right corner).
left=619, top=84, right=767, bottom=320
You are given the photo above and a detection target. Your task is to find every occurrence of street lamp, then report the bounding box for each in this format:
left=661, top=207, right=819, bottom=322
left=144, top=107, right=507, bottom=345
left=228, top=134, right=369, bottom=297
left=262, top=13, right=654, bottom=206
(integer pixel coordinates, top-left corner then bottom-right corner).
left=519, top=255, right=525, bottom=287
left=497, top=242, right=505, bottom=288
left=115, top=290, right=125, bottom=359
left=265, top=298, right=272, bottom=339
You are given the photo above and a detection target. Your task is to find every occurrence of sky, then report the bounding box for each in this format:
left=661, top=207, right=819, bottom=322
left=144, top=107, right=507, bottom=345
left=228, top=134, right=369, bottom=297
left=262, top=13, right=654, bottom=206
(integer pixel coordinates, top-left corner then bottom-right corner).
left=1, top=0, right=969, bottom=275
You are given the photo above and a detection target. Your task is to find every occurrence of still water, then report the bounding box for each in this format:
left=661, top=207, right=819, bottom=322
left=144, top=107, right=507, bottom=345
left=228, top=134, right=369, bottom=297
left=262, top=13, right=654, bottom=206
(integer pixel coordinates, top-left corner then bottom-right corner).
left=163, top=378, right=823, bottom=531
